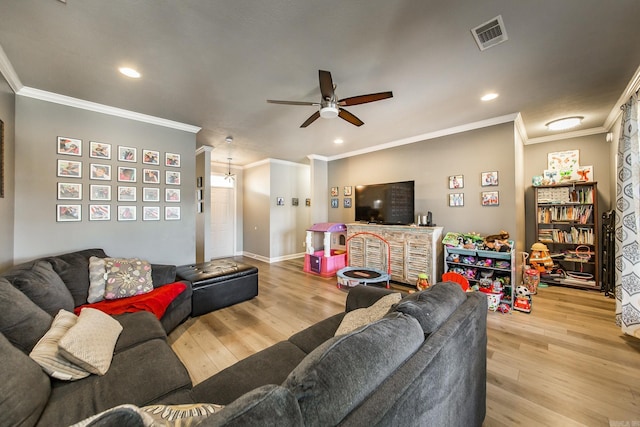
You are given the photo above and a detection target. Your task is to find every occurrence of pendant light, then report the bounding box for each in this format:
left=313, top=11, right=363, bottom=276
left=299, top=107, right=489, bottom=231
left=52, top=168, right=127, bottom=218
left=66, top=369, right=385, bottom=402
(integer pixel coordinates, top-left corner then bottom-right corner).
left=224, top=158, right=235, bottom=181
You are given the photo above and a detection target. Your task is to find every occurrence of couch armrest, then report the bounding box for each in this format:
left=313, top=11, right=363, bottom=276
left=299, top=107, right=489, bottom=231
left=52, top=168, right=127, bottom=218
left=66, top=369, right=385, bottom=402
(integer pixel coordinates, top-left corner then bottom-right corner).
left=345, top=286, right=402, bottom=312
left=151, top=264, right=177, bottom=287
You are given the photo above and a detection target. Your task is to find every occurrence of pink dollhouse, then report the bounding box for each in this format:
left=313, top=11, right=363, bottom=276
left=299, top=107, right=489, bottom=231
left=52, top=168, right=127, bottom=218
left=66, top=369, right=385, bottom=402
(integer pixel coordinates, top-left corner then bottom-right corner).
left=303, top=223, right=347, bottom=277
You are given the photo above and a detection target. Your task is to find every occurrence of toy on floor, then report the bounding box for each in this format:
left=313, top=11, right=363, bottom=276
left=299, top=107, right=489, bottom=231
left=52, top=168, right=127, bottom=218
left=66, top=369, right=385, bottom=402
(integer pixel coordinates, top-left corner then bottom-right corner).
left=416, top=273, right=430, bottom=291
left=513, top=285, right=532, bottom=313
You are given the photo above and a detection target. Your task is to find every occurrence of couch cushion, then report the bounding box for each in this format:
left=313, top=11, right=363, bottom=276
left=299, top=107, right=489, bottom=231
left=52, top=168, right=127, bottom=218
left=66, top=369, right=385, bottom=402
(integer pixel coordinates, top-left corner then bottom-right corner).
left=0, top=333, right=51, bottom=427
left=190, top=341, right=307, bottom=405
left=0, top=276, right=52, bottom=353
left=38, top=337, right=192, bottom=426
left=30, top=309, right=91, bottom=380
left=390, top=281, right=467, bottom=334
left=335, top=292, right=401, bottom=336
left=58, top=308, right=123, bottom=375
left=112, top=311, right=167, bottom=353
left=204, top=385, right=303, bottom=427
left=288, top=313, right=345, bottom=354
left=46, top=248, right=108, bottom=306
left=150, top=263, right=177, bottom=287
left=103, top=258, right=154, bottom=300
left=283, top=312, right=424, bottom=426
left=1, top=259, right=75, bottom=316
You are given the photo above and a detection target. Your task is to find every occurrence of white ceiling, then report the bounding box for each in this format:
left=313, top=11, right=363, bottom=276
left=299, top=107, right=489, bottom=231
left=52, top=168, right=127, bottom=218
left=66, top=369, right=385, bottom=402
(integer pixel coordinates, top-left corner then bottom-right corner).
left=1, top=0, right=639, bottom=166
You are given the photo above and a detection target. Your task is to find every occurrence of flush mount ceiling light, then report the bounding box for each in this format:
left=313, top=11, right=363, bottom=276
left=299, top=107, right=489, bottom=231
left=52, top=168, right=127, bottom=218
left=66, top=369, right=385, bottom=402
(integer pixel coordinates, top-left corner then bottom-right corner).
left=118, top=67, right=141, bottom=78
left=546, top=116, right=583, bottom=131
left=334, top=138, right=344, bottom=144
left=481, top=93, right=499, bottom=101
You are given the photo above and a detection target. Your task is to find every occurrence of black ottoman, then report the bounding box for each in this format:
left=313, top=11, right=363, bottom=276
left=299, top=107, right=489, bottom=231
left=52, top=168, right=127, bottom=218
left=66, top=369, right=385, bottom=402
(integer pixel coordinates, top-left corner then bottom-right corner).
left=176, top=259, right=258, bottom=317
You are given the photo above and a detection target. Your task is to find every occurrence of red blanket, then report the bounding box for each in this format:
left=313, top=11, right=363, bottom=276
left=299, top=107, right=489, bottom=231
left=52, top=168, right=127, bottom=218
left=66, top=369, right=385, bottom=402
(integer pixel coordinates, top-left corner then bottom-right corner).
left=74, top=282, right=187, bottom=319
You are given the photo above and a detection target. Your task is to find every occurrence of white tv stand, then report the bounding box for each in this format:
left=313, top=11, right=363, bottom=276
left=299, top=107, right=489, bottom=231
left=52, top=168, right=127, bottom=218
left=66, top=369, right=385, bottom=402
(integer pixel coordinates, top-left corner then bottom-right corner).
left=345, top=223, right=444, bottom=286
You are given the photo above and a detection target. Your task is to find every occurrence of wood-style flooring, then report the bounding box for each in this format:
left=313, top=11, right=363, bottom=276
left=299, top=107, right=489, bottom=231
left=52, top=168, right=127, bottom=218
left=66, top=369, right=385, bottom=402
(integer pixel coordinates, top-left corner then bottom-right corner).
left=168, top=257, right=640, bottom=426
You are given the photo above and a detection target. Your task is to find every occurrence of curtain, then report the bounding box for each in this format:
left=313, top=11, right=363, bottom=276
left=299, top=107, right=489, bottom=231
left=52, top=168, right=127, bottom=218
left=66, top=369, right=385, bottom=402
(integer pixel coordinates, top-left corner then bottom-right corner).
left=615, top=92, right=640, bottom=338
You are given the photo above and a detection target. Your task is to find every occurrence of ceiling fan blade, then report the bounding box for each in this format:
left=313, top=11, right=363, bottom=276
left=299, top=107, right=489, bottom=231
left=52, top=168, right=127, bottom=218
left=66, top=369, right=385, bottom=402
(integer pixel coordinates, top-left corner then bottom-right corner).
left=338, top=108, right=364, bottom=127
left=267, top=100, right=320, bottom=106
left=319, top=70, right=334, bottom=100
left=338, top=91, right=393, bottom=106
left=300, top=110, right=321, bottom=128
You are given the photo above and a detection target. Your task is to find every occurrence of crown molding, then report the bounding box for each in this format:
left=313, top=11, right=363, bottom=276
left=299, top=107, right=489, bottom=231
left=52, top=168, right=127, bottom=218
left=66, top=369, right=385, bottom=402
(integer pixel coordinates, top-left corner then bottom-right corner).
left=244, top=157, right=310, bottom=170
left=16, top=86, right=202, bottom=134
left=196, top=145, right=214, bottom=155
left=0, top=44, right=23, bottom=93
left=326, top=113, right=520, bottom=161
left=525, top=126, right=608, bottom=145
left=604, top=63, right=640, bottom=131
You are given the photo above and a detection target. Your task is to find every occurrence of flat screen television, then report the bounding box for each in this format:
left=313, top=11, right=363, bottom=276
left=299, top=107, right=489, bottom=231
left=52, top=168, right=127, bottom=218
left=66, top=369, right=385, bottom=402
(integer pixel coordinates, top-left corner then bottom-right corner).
left=354, top=180, right=415, bottom=225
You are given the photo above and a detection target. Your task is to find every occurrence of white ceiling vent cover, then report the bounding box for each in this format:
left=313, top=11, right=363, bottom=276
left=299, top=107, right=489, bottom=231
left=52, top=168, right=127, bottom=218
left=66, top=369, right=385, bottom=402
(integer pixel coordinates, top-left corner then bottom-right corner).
left=472, top=15, right=508, bottom=51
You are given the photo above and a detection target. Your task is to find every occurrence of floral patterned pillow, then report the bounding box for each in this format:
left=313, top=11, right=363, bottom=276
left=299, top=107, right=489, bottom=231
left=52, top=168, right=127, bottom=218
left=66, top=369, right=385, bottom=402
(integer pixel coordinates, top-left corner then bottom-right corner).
left=103, top=258, right=153, bottom=300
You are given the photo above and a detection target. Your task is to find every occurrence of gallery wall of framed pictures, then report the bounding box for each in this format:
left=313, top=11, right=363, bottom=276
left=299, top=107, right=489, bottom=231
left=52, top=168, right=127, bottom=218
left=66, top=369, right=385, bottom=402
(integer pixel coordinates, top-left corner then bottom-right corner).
left=55, top=136, right=182, bottom=222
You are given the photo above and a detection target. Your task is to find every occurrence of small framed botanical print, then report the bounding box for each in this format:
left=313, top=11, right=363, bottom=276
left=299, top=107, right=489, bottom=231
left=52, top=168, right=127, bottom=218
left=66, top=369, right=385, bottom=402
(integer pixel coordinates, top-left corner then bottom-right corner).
left=89, top=205, right=110, bottom=221
left=57, top=204, right=81, bottom=222
left=90, top=141, right=111, bottom=159
left=57, top=137, right=82, bottom=156
left=57, top=183, right=82, bottom=200
left=118, top=146, right=137, bottom=162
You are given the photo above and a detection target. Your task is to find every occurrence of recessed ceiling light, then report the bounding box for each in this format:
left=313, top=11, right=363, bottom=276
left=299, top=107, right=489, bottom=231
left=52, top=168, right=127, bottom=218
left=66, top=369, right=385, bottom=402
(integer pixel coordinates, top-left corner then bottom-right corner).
left=481, top=93, right=499, bottom=101
left=546, top=116, right=583, bottom=131
left=118, top=67, right=141, bottom=79
left=334, top=138, right=344, bottom=144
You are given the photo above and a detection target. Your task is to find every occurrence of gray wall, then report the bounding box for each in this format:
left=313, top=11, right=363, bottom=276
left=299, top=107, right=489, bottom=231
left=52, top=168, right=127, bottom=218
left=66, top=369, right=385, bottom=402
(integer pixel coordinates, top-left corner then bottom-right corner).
left=13, top=96, right=197, bottom=265
left=327, top=123, right=519, bottom=239
left=0, top=73, right=15, bottom=270
left=522, top=133, right=612, bottom=251
left=243, top=161, right=270, bottom=259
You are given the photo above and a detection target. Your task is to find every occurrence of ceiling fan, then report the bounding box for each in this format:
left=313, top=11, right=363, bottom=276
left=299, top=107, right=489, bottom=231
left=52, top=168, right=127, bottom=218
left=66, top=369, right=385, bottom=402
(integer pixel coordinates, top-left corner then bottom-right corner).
left=267, top=70, right=393, bottom=128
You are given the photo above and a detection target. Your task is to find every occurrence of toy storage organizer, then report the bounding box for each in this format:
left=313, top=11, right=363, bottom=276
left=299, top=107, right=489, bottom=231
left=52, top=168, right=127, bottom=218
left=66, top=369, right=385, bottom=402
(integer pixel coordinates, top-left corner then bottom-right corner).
left=303, top=223, right=347, bottom=277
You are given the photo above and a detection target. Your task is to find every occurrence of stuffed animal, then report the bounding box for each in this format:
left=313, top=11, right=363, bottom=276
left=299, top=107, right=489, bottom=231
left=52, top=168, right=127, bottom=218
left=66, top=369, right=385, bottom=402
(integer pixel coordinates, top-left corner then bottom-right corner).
left=483, top=230, right=512, bottom=252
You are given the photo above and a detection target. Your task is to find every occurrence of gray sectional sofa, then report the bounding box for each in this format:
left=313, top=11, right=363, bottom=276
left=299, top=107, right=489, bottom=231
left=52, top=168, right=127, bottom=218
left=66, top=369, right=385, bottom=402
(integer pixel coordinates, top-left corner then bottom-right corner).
left=1, top=248, right=487, bottom=426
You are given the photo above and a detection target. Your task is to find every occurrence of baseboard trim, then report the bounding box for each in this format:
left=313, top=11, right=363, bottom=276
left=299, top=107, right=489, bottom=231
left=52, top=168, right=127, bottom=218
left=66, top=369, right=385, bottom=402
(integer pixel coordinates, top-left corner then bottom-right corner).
left=242, top=251, right=305, bottom=264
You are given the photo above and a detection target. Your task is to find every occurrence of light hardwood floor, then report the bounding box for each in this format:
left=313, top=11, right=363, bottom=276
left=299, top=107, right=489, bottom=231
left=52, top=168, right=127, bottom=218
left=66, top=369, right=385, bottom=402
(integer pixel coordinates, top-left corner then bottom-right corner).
left=168, top=257, right=640, bottom=426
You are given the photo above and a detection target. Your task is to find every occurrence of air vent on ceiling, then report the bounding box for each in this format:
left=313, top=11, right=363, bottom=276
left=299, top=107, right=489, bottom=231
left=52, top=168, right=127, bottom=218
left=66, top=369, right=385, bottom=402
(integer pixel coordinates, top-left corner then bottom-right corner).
left=472, top=15, right=508, bottom=51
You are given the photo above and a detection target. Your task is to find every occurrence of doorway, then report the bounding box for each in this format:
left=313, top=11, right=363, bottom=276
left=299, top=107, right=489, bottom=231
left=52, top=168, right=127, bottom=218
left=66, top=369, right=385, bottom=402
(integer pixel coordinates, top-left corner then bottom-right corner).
left=210, top=174, right=236, bottom=259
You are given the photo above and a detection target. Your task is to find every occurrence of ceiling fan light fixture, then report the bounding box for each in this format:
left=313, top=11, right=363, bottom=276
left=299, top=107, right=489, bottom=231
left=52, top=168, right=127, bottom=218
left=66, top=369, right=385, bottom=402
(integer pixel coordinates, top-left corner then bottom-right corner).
left=546, top=116, right=583, bottom=131
left=118, top=67, right=141, bottom=79
left=320, top=105, right=339, bottom=119
left=481, top=93, right=499, bottom=101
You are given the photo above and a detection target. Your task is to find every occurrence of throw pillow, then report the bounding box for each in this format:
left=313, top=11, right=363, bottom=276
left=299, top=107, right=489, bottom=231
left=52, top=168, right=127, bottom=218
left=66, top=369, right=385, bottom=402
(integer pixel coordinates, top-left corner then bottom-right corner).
left=390, top=281, right=467, bottom=334
left=87, top=256, right=107, bottom=303
left=69, top=404, right=154, bottom=427
left=0, top=276, right=53, bottom=353
left=334, top=292, right=401, bottom=336
left=29, top=309, right=90, bottom=380
left=58, top=307, right=123, bottom=375
left=1, top=259, right=75, bottom=316
left=142, top=403, right=225, bottom=423
left=103, top=258, right=154, bottom=300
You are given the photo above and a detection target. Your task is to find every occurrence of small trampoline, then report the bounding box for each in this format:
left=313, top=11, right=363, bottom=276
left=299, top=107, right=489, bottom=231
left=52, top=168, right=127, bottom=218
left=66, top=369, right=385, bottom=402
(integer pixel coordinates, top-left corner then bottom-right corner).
left=337, top=231, right=392, bottom=289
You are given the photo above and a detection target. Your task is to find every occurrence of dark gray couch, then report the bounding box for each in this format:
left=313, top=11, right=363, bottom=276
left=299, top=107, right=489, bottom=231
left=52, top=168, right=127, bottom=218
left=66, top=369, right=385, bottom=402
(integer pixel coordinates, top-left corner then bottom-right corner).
left=1, top=247, right=487, bottom=426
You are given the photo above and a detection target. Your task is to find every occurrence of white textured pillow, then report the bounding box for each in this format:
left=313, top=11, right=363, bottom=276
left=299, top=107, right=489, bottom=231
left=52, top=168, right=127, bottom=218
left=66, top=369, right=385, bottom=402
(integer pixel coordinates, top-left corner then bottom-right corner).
left=87, top=256, right=106, bottom=303
left=58, top=308, right=123, bottom=375
left=335, top=292, right=402, bottom=336
left=29, top=309, right=91, bottom=380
